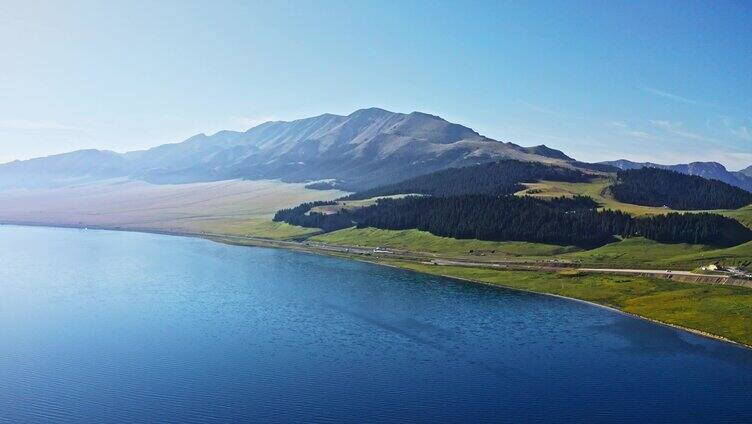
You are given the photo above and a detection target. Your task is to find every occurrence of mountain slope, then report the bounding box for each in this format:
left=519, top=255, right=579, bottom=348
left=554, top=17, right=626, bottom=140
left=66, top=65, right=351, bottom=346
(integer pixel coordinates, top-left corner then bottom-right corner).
left=343, top=160, right=592, bottom=200
left=0, top=108, right=574, bottom=191
left=601, top=159, right=752, bottom=192
left=208, top=108, right=572, bottom=190
left=523, top=145, right=574, bottom=161
left=0, top=150, right=128, bottom=188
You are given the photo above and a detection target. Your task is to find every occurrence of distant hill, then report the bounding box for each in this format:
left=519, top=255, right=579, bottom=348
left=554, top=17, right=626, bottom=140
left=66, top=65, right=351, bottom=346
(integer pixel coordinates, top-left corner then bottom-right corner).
left=522, top=145, right=574, bottom=161
left=0, top=150, right=129, bottom=189
left=344, top=160, right=592, bottom=200
left=601, top=159, right=752, bottom=192
left=0, top=108, right=580, bottom=191
left=611, top=168, right=752, bottom=210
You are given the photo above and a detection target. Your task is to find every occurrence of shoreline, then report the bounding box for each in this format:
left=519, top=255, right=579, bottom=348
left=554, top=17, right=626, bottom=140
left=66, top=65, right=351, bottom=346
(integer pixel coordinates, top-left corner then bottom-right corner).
left=383, top=264, right=751, bottom=351
left=2, top=221, right=751, bottom=350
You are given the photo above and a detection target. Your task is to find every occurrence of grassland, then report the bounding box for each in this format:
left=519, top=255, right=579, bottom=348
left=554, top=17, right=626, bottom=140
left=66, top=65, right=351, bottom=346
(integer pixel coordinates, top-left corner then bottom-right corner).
left=516, top=178, right=679, bottom=216
left=3, top=176, right=749, bottom=346
left=3, top=173, right=748, bottom=273
left=193, top=218, right=321, bottom=239
left=311, top=227, right=580, bottom=257
left=312, top=228, right=752, bottom=270
left=387, top=261, right=752, bottom=346
left=0, top=178, right=346, bottom=237
left=518, top=177, right=750, bottom=223
left=207, top=177, right=750, bottom=271
left=569, top=238, right=750, bottom=270
left=511, top=178, right=752, bottom=269
left=564, top=238, right=714, bottom=269
left=658, top=241, right=752, bottom=270
left=308, top=194, right=417, bottom=215
left=722, top=205, right=752, bottom=229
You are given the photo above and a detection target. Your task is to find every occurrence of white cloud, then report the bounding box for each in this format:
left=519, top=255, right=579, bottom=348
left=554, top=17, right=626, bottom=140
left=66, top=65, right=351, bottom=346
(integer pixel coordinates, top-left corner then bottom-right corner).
left=649, top=120, right=715, bottom=142
left=626, top=130, right=658, bottom=140
left=606, top=120, right=661, bottom=141
left=718, top=118, right=752, bottom=142
left=730, top=126, right=752, bottom=141
left=522, top=103, right=559, bottom=116
left=641, top=87, right=718, bottom=108
left=0, top=119, right=89, bottom=131
left=520, top=102, right=583, bottom=122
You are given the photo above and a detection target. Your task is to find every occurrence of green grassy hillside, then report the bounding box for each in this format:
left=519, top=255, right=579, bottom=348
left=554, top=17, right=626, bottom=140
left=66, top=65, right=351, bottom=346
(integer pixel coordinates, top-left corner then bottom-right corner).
left=657, top=241, right=752, bottom=270
left=311, top=227, right=580, bottom=258
left=722, top=205, right=752, bottom=229
left=314, top=228, right=750, bottom=270
left=517, top=178, right=752, bottom=219
left=222, top=175, right=752, bottom=270
left=567, top=238, right=751, bottom=270
left=563, top=238, right=714, bottom=269
left=516, top=178, right=681, bottom=215
left=195, top=218, right=321, bottom=239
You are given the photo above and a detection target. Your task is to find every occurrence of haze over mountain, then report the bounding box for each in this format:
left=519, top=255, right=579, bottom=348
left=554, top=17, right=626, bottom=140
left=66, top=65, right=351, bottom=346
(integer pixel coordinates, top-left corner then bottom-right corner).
left=3, top=107, right=749, bottom=193
left=600, top=159, right=752, bottom=192
left=0, top=108, right=574, bottom=191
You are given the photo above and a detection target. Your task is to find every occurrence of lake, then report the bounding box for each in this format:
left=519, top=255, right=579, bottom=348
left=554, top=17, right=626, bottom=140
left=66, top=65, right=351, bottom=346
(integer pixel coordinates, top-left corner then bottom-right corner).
left=1, top=225, right=751, bottom=423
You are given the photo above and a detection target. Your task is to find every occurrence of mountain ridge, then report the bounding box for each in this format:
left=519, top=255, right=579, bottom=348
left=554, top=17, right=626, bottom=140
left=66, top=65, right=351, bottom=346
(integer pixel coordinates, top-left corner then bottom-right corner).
left=3, top=107, right=746, bottom=192
left=600, top=159, right=752, bottom=192
left=0, top=108, right=577, bottom=191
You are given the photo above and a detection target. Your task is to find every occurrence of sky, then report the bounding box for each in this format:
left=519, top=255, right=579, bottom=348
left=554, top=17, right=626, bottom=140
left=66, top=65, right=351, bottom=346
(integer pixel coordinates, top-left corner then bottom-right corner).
left=1, top=0, right=750, bottom=169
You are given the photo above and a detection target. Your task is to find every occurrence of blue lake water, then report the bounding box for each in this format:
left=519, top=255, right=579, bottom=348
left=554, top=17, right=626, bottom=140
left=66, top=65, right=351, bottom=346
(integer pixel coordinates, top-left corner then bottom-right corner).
left=1, top=225, right=751, bottom=423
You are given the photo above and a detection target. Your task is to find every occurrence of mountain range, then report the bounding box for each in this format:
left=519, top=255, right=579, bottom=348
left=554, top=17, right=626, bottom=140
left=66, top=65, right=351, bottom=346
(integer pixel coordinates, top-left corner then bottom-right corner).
left=0, top=107, right=749, bottom=192
left=600, top=160, right=752, bottom=192
left=0, top=108, right=575, bottom=191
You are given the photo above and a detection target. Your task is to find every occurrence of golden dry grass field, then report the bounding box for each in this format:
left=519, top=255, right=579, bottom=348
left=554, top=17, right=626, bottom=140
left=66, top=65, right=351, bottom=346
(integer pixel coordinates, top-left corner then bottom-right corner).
left=0, top=179, right=346, bottom=237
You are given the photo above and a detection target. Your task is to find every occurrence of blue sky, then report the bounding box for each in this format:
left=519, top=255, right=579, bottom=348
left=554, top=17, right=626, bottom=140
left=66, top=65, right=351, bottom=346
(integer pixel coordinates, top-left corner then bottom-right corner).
left=1, top=0, right=750, bottom=169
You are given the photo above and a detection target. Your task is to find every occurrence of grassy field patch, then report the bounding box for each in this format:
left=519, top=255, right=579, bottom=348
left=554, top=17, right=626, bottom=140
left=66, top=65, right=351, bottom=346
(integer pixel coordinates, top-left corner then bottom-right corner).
left=656, top=241, right=752, bottom=270
left=519, top=178, right=751, bottom=222
left=194, top=218, right=321, bottom=239
left=0, top=179, right=346, bottom=237
left=722, top=205, right=752, bottom=229
left=312, top=227, right=580, bottom=257
left=516, top=178, right=678, bottom=216
left=563, top=237, right=714, bottom=269
left=308, top=194, right=419, bottom=215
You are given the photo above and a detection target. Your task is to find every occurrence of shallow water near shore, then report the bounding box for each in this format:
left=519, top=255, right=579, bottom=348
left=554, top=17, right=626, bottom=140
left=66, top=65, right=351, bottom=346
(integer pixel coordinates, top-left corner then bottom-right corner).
left=1, top=225, right=751, bottom=423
